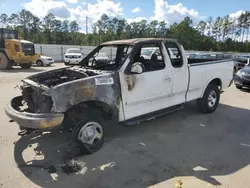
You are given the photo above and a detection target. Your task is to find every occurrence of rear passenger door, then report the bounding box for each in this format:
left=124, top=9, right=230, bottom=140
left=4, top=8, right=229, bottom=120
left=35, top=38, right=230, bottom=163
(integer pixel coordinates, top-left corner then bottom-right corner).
left=165, top=42, right=189, bottom=104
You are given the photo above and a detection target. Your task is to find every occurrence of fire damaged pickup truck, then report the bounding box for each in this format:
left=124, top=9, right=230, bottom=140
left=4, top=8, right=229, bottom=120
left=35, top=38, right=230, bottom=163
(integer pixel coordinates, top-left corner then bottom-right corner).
left=5, top=38, right=234, bottom=154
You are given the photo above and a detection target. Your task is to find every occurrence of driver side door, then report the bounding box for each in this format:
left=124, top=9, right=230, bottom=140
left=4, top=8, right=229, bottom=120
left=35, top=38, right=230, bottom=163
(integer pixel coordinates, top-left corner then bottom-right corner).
left=119, top=42, right=173, bottom=120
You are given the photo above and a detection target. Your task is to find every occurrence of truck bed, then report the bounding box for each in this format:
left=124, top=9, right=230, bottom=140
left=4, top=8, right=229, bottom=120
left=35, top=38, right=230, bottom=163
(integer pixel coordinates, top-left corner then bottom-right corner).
left=186, top=59, right=234, bottom=102
left=188, top=58, right=231, bottom=65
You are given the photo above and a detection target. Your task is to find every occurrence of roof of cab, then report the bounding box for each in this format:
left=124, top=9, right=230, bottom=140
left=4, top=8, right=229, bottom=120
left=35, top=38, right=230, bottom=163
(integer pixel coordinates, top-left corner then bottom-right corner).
left=101, top=38, right=178, bottom=45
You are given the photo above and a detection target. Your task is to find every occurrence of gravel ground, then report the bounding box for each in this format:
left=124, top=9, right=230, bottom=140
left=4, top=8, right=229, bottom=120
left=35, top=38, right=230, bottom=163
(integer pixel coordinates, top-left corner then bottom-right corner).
left=0, top=63, right=250, bottom=188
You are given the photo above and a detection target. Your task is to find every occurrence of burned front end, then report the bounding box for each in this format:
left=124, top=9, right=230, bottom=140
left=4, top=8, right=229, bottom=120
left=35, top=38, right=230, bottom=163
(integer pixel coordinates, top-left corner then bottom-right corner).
left=5, top=67, right=92, bottom=129
left=4, top=67, right=117, bottom=130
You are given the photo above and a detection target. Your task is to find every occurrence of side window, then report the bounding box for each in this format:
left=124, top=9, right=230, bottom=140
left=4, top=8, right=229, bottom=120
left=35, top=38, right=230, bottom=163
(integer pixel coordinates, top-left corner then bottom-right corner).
left=132, top=43, right=165, bottom=72
left=165, top=42, right=183, bottom=68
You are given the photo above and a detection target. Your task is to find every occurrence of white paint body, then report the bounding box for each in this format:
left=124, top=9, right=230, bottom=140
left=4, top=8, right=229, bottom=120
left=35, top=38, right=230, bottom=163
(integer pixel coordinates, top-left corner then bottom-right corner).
left=64, top=48, right=83, bottom=65
left=118, top=42, right=234, bottom=121
left=37, top=55, right=54, bottom=66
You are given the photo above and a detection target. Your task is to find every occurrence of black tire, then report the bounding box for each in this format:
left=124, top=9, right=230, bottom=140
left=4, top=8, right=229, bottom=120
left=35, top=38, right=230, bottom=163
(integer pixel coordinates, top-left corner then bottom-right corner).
left=0, top=52, right=12, bottom=69
left=196, top=84, right=220, bottom=113
left=20, top=62, right=32, bottom=69
left=236, top=85, right=242, bottom=89
left=64, top=62, right=69, bottom=65
left=36, top=60, right=43, bottom=67
left=71, top=108, right=105, bottom=154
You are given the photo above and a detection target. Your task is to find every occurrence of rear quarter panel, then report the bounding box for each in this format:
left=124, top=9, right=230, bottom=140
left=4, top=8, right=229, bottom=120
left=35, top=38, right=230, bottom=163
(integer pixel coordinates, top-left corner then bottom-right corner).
left=187, top=60, right=234, bottom=101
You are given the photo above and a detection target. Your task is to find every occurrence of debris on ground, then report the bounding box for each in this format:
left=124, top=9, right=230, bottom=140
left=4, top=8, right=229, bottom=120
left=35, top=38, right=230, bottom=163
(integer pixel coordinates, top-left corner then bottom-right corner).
left=48, top=165, right=57, bottom=174
left=139, top=142, right=146, bottom=147
left=61, top=159, right=86, bottom=175
left=200, top=124, right=206, bottom=127
left=240, top=143, right=250, bottom=147
left=175, top=180, right=183, bottom=188
left=93, top=162, right=116, bottom=171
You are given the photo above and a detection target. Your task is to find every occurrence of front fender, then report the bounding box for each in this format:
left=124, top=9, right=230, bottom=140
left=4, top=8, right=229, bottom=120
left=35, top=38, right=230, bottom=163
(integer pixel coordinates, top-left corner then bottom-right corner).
left=43, top=73, right=122, bottom=121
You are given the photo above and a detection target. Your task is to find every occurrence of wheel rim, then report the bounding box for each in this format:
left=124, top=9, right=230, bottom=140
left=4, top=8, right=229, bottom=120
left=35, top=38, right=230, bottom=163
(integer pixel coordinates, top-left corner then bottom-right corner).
left=78, top=122, right=103, bottom=145
left=208, top=91, right=217, bottom=108
left=37, top=61, right=42, bottom=66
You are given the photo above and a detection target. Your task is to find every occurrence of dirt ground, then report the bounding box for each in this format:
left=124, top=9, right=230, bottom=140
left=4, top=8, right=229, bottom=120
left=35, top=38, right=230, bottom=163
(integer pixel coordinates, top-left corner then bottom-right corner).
left=0, top=63, right=250, bottom=188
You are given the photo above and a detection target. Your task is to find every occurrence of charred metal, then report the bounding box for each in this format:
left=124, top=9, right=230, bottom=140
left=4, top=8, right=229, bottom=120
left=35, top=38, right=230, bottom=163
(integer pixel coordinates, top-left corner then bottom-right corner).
left=19, top=67, right=122, bottom=123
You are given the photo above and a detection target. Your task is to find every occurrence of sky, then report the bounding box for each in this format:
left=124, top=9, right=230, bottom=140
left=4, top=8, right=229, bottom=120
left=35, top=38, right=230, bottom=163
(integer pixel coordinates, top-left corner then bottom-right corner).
left=0, top=0, right=249, bottom=31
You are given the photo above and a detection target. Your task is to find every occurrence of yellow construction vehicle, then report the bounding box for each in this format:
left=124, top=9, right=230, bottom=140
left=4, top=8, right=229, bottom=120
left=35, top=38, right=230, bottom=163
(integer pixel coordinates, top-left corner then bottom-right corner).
left=0, top=28, right=40, bottom=69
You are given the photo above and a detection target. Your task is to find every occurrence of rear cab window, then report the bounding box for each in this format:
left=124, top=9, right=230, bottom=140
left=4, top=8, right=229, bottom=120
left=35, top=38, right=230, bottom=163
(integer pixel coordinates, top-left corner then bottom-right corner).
left=165, top=42, right=183, bottom=68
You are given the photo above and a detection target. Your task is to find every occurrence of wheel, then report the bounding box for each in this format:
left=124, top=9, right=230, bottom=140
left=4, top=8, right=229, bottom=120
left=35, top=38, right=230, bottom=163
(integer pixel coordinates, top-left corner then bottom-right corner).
left=64, top=62, right=69, bottom=65
left=0, top=52, right=12, bottom=69
left=71, top=109, right=105, bottom=154
left=236, top=85, right=242, bottom=89
left=36, top=60, right=43, bottom=67
left=20, top=62, right=32, bottom=69
left=196, top=84, right=220, bottom=113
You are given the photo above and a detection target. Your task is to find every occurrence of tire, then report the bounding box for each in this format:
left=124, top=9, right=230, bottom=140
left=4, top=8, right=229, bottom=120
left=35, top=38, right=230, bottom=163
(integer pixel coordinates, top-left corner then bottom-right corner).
left=36, top=60, right=43, bottom=67
left=71, top=108, right=105, bottom=154
left=20, top=62, right=32, bottom=69
left=196, top=84, right=220, bottom=113
left=0, top=52, right=12, bottom=70
left=236, top=85, right=242, bottom=89
left=64, top=62, right=69, bottom=65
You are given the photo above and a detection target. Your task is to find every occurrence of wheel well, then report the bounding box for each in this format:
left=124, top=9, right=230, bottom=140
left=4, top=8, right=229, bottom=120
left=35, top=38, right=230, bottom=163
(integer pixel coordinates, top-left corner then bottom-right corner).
left=209, top=78, right=222, bottom=90
left=66, top=101, right=114, bottom=121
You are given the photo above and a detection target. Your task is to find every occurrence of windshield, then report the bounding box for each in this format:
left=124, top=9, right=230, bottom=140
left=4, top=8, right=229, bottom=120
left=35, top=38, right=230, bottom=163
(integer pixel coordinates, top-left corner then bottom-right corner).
left=81, top=45, right=133, bottom=70
left=67, top=49, right=81, bottom=53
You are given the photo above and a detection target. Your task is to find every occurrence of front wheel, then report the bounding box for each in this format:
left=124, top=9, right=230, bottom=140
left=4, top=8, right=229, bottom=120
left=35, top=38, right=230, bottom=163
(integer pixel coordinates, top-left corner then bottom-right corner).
left=20, top=62, right=32, bottom=69
left=36, top=60, right=43, bottom=67
left=0, top=52, right=12, bottom=69
left=196, top=84, right=220, bottom=113
left=71, top=111, right=105, bottom=154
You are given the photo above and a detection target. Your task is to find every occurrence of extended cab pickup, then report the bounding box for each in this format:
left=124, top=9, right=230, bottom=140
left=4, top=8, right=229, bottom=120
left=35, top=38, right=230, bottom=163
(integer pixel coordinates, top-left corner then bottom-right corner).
left=5, top=38, right=234, bottom=154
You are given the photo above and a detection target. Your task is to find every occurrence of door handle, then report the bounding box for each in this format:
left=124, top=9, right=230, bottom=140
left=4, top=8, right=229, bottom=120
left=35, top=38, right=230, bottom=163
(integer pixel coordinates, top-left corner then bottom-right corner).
left=163, top=77, right=171, bottom=82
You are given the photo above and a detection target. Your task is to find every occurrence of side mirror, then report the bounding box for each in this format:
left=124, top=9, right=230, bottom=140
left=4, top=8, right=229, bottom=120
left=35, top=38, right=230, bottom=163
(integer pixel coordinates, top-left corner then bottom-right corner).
left=131, top=62, right=144, bottom=74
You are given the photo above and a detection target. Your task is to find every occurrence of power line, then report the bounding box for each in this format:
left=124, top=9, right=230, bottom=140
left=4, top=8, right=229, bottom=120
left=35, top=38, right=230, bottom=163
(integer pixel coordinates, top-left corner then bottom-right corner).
left=86, top=16, right=88, bottom=34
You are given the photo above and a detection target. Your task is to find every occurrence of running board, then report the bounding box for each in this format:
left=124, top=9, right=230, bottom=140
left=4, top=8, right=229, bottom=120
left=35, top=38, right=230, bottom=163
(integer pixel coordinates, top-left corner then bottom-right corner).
left=123, top=104, right=183, bottom=126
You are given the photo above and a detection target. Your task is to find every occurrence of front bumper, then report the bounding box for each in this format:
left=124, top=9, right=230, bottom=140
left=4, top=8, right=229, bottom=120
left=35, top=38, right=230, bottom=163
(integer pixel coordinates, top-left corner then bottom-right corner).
left=64, top=58, right=82, bottom=64
left=5, top=96, right=64, bottom=129
left=44, top=60, right=54, bottom=65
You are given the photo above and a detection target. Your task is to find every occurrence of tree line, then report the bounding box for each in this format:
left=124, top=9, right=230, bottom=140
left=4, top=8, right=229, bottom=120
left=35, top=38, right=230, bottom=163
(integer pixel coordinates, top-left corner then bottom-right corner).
left=1, top=9, right=250, bottom=52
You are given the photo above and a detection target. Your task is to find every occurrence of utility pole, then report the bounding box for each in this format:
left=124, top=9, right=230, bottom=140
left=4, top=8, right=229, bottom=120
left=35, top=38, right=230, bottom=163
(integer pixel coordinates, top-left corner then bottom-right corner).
left=86, top=16, right=88, bottom=34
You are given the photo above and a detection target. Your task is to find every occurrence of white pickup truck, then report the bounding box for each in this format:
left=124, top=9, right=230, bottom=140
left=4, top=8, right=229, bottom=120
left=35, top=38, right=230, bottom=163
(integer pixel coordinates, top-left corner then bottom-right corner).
left=5, top=38, right=234, bottom=154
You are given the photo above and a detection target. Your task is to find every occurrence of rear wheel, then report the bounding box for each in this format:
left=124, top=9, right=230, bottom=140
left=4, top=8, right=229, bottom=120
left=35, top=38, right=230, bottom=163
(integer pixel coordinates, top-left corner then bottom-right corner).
left=20, top=62, right=32, bottom=69
left=36, top=60, right=43, bottom=67
left=70, top=108, right=105, bottom=154
left=0, top=52, right=12, bottom=70
left=196, top=84, right=220, bottom=113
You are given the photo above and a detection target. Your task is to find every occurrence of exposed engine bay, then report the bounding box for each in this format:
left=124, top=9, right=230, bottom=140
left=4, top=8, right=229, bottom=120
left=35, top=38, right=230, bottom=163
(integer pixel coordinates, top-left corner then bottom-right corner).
left=21, top=67, right=103, bottom=113
left=28, top=68, right=99, bottom=88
